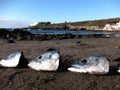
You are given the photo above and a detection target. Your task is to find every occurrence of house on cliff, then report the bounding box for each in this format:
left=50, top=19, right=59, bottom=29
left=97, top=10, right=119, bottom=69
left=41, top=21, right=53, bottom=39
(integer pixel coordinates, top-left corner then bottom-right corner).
left=29, top=22, right=38, bottom=27
left=103, top=21, right=120, bottom=31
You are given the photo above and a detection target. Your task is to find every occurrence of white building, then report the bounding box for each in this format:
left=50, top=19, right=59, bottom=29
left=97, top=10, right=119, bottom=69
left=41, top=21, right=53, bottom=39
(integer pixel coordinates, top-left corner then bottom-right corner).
left=116, top=21, right=120, bottom=30
left=103, top=24, right=112, bottom=30
left=103, top=21, right=120, bottom=31
left=29, top=22, right=38, bottom=27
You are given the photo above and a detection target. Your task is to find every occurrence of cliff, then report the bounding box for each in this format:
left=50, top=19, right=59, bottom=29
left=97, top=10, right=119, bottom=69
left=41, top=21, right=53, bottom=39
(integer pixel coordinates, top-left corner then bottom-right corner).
left=29, top=17, right=120, bottom=30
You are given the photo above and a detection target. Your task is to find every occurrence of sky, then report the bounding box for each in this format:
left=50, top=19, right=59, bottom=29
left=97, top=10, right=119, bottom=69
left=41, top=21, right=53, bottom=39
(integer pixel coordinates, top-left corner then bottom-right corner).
left=0, top=0, right=120, bottom=28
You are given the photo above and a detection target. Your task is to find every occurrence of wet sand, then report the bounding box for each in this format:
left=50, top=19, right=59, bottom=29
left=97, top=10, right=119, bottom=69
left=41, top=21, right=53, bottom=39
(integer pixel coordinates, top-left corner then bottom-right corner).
left=0, top=38, right=120, bottom=90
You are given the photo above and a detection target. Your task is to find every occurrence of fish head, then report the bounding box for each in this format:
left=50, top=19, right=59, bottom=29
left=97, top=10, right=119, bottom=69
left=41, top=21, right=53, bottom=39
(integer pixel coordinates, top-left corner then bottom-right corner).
left=68, top=55, right=109, bottom=74
left=0, top=52, right=22, bottom=67
left=28, top=50, right=60, bottom=71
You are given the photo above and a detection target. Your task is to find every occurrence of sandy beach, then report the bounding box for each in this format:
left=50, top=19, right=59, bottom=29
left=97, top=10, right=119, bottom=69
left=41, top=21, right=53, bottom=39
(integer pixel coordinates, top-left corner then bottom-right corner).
left=0, top=38, right=120, bottom=90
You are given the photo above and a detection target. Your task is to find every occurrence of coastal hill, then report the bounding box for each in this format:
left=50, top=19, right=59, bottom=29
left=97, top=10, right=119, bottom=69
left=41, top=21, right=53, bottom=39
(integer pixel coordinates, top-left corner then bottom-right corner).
left=29, top=17, right=120, bottom=30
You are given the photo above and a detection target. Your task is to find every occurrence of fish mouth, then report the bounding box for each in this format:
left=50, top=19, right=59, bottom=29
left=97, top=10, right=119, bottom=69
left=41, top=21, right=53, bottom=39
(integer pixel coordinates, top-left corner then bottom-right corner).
left=68, top=65, right=87, bottom=73
left=68, top=64, right=87, bottom=73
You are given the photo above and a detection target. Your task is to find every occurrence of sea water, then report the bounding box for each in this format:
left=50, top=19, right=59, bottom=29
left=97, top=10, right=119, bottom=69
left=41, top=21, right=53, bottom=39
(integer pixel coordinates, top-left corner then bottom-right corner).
left=7, top=28, right=112, bottom=35
left=25, top=29, right=112, bottom=35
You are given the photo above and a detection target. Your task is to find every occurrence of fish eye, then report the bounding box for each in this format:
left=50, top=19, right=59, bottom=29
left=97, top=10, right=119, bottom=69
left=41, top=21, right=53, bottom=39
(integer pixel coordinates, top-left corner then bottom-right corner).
left=81, top=59, right=87, bottom=64
left=96, top=58, right=98, bottom=61
left=38, top=56, right=42, bottom=59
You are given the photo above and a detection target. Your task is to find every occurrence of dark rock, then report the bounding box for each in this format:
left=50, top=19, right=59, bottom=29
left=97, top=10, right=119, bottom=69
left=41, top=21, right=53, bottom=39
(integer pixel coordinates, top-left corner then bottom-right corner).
left=0, top=29, right=11, bottom=39
left=34, top=34, right=51, bottom=41
left=64, top=33, right=74, bottom=39
left=11, top=29, right=33, bottom=40
left=7, top=38, right=15, bottom=43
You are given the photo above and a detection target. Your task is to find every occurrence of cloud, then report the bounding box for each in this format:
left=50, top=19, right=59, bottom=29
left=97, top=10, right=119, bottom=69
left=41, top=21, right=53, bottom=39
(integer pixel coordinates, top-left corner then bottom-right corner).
left=0, top=17, right=30, bottom=28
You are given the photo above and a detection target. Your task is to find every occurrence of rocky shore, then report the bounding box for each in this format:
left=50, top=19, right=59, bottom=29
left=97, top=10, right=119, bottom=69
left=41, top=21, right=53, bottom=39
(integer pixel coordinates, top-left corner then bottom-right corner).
left=0, top=28, right=114, bottom=42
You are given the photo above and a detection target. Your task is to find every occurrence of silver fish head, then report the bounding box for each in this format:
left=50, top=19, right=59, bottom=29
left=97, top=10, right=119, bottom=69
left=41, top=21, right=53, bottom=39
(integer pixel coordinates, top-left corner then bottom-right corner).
left=68, top=55, right=109, bottom=74
left=0, top=52, right=22, bottom=67
left=28, top=50, right=60, bottom=71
